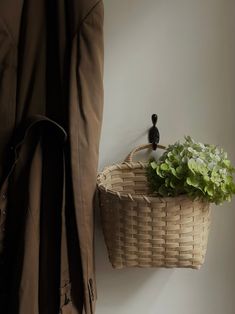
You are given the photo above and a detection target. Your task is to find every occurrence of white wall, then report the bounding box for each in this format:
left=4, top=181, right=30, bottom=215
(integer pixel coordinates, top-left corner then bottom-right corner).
left=96, top=1, right=235, bottom=313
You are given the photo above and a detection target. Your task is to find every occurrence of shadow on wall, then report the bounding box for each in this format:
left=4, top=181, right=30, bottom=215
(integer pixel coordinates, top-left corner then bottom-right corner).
left=95, top=207, right=174, bottom=308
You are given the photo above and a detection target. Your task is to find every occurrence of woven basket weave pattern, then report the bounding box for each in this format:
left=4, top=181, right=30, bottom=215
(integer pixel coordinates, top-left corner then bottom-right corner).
left=97, top=145, right=211, bottom=269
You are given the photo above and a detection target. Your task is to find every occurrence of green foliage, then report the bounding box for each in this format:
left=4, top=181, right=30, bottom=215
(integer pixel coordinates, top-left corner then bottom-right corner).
left=146, top=136, right=235, bottom=204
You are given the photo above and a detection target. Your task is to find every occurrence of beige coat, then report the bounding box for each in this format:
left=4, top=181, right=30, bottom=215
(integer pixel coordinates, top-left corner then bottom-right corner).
left=0, top=1, right=104, bottom=313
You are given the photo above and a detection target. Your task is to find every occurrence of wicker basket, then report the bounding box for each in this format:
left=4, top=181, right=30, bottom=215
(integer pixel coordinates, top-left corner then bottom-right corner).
left=97, top=144, right=211, bottom=269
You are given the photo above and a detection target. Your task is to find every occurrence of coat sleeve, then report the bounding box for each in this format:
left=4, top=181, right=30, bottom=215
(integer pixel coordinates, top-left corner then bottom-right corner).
left=77, top=0, right=104, bottom=151
left=68, top=1, right=104, bottom=314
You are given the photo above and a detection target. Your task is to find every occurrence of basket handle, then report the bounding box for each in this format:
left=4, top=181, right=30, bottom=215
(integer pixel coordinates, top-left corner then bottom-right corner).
left=123, top=143, right=166, bottom=163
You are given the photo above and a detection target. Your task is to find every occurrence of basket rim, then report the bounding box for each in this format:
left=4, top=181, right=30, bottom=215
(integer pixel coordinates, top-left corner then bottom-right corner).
left=97, top=161, right=209, bottom=205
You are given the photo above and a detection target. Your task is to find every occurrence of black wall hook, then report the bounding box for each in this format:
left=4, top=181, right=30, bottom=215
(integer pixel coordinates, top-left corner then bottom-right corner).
left=148, top=114, right=160, bottom=150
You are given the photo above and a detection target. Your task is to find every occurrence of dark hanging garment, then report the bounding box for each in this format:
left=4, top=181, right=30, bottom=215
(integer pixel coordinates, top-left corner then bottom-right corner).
left=0, top=1, right=104, bottom=313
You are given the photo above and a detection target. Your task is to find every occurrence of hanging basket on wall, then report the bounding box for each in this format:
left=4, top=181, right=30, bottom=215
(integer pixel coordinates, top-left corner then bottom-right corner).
left=97, top=144, right=211, bottom=270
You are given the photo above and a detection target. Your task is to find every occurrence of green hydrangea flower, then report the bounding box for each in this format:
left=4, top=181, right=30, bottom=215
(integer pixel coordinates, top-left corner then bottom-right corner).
left=146, top=136, right=235, bottom=204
